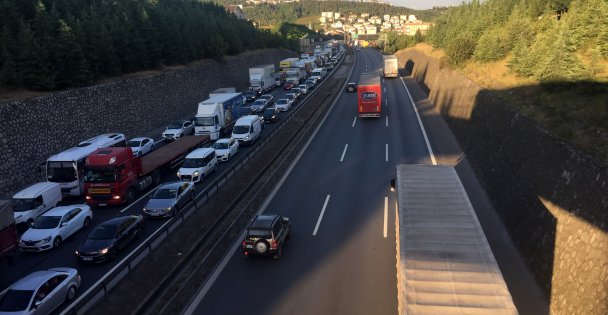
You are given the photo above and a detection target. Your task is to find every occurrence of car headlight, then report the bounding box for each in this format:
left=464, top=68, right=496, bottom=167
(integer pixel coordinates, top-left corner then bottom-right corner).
left=41, top=236, right=52, bottom=243
left=177, top=171, right=181, bottom=177
left=193, top=171, right=200, bottom=176
left=99, top=248, right=109, bottom=254
left=164, top=207, right=173, bottom=212
left=223, top=153, right=229, bottom=158
left=244, top=136, right=250, bottom=140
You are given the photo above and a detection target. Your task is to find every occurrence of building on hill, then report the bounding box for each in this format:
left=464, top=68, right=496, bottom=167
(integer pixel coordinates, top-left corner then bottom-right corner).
left=403, top=21, right=431, bottom=35
left=226, top=5, right=246, bottom=19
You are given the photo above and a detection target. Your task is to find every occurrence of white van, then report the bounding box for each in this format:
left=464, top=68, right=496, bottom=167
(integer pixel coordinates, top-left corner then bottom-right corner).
left=232, top=115, right=262, bottom=145
left=177, top=148, right=218, bottom=183
left=12, top=182, right=62, bottom=226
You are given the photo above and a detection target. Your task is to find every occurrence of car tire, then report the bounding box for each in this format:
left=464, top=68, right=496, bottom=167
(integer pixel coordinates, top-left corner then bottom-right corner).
left=53, top=236, right=62, bottom=249
left=286, top=227, right=291, bottom=240
left=255, top=240, right=269, bottom=254
left=27, top=219, right=34, bottom=227
left=190, top=192, right=195, bottom=203
left=83, top=217, right=91, bottom=229
left=109, top=250, right=118, bottom=261
left=151, top=144, right=156, bottom=151
left=126, top=188, right=135, bottom=204
left=65, top=286, right=77, bottom=302
left=273, top=246, right=282, bottom=260
left=173, top=206, right=179, bottom=216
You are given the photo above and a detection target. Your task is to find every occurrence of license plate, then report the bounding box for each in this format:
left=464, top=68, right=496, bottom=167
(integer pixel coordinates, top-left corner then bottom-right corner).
left=245, top=245, right=253, bottom=249
left=82, top=257, right=93, bottom=261
left=98, top=203, right=107, bottom=206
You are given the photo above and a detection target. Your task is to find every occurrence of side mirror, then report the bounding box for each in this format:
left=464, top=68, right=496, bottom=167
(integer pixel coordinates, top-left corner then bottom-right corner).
left=61, top=222, right=68, bottom=227
left=34, top=300, right=42, bottom=307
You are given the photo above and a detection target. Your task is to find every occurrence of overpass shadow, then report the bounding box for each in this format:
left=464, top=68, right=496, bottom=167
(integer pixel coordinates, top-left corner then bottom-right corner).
left=399, top=57, right=608, bottom=315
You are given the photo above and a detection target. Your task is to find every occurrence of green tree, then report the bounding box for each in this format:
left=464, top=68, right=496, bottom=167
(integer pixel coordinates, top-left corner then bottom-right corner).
left=445, top=32, right=476, bottom=65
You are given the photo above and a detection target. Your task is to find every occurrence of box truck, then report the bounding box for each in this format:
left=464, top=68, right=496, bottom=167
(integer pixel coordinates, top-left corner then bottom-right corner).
left=358, top=70, right=382, bottom=118
left=383, top=55, right=398, bottom=78
left=195, top=93, right=245, bottom=140
left=209, top=87, right=237, bottom=98
left=249, top=64, right=275, bottom=94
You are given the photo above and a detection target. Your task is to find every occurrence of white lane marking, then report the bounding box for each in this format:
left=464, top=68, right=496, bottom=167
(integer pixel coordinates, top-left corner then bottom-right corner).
left=384, top=197, right=388, bottom=238
left=385, top=99, right=388, bottom=107
left=384, top=87, right=386, bottom=93
left=399, top=76, right=437, bottom=165
left=155, top=140, right=164, bottom=145
left=340, top=144, right=349, bottom=162
left=352, top=116, right=357, bottom=127
left=386, top=116, right=389, bottom=127
left=184, top=56, right=359, bottom=314
left=120, top=185, right=160, bottom=212
left=386, top=144, right=389, bottom=162
left=313, top=195, right=331, bottom=235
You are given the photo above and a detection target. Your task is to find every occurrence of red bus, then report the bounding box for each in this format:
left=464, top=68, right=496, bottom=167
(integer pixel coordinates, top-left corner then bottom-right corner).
left=357, top=71, right=382, bottom=118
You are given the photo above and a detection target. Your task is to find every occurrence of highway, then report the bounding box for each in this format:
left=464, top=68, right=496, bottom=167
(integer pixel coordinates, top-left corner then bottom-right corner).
left=186, top=48, right=432, bottom=315
left=0, top=60, right=335, bottom=306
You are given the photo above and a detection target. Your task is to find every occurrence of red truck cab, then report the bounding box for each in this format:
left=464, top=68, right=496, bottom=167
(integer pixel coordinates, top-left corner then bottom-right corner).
left=357, top=71, right=382, bottom=118
left=84, top=147, right=142, bottom=206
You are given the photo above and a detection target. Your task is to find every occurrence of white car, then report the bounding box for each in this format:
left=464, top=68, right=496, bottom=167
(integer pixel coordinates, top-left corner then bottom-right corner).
left=212, top=138, right=239, bottom=162
left=297, top=84, right=309, bottom=94
left=162, top=120, right=194, bottom=141
left=20, top=205, right=92, bottom=252
left=0, top=268, right=81, bottom=315
left=177, top=148, right=218, bottom=182
left=275, top=99, right=293, bottom=112
left=127, top=137, right=155, bottom=157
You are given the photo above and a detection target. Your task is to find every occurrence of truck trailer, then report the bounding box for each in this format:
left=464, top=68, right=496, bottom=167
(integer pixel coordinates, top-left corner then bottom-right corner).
left=248, top=64, right=275, bottom=94
left=357, top=70, right=382, bottom=118
left=279, top=58, right=299, bottom=70
left=209, top=87, right=237, bottom=98
left=383, top=55, right=398, bottom=78
left=194, top=92, right=245, bottom=140
left=84, top=136, right=208, bottom=207
left=0, top=200, right=18, bottom=264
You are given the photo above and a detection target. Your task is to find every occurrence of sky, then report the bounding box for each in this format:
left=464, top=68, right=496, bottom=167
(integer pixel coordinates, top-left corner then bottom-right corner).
left=387, top=0, right=465, bottom=10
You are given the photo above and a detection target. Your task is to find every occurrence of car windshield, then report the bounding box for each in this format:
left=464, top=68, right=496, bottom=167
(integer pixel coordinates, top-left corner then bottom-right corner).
left=47, top=161, right=77, bottom=182
left=247, top=228, right=271, bottom=239
left=88, top=225, right=116, bottom=240
left=286, top=95, right=295, bottom=100
left=167, top=123, right=182, bottom=129
left=11, top=198, right=35, bottom=212
left=252, top=100, right=265, bottom=106
left=213, top=142, right=229, bottom=150
left=84, top=169, right=116, bottom=183
left=153, top=188, right=177, bottom=199
left=264, top=109, right=275, bottom=115
left=292, top=89, right=300, bottom=93
left=0, top=289, right=33, bottom=312
left=127, top=140, right=142, bottom=147
left=276, top=99, right=288, bottom=105
left=233, top=125, right=249, bottom=134
left=182, top=158, right=204, bottom=168
left=245, top=92, right=256, bottom=98
left=195, top=116, right=215, bottom=127
left=32, top=216, right=61, bottom=229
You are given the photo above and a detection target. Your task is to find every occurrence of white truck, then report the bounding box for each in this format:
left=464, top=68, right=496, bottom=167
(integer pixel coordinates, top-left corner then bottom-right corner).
left=194, top=93, right=245, bottom=140
left=285, top=67, right=306, bottom=84
left=209, top=87, right=237, bottom=98
left=249, top=64, right=275, bottom=94
left=383, top=55, right=398, bottom=78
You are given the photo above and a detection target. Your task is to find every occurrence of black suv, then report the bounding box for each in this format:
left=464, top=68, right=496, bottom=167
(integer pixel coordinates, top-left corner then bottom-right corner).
left=242, top=214, right=290, bottom=259
left=346, top=82, right=357, bottom=92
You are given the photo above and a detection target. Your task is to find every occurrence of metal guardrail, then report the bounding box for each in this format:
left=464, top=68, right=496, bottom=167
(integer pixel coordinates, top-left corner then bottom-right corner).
left=60, top=53, right=348, bottom=315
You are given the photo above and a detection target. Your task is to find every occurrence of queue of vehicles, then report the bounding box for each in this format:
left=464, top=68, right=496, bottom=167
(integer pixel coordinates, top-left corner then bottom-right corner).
left=0, top=40, right=345, bottom=314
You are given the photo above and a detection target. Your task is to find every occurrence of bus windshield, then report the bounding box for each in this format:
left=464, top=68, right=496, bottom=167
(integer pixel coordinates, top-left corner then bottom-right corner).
left=47, top=161, right=76, bottom=182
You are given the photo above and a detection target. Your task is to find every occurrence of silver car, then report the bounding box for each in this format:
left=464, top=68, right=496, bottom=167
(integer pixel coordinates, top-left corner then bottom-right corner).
left=143, top=182, right=195, bottom=218
left=0, top=267, right=80, bottom=315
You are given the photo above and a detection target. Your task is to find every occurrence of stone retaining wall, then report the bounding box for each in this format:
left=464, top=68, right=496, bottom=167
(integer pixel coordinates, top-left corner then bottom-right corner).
left=0, top=49, right=296, bottom=198
left=396, top=48, right=608, bottom=315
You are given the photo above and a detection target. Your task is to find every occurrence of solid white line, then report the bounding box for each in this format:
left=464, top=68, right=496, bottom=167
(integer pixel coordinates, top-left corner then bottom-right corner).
left=352, top=116, right=357, bottom=127
left=386, top=144, right=389, bottom=162
left=384, top=197, right=388, bottom=238
left=184, top=53, right=359, bottom=314
left=340, top=144, right=348, bottom=162
left=399, top=76, right=437, bottom=166
left=386, top=115, right=389, bottom=127
left=313, top=195, right=331, bottom=235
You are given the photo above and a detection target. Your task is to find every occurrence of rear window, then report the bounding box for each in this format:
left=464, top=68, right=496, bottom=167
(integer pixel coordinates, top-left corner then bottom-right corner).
left=247, top=228, right=271, bottom=239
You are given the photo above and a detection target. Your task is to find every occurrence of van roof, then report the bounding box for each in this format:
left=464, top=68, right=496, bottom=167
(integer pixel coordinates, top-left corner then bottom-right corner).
left=235, top=115, right=260, bottom=125
left=13, top=182, right=60, bottom=199
left=185, top=147, right=215, bottom=159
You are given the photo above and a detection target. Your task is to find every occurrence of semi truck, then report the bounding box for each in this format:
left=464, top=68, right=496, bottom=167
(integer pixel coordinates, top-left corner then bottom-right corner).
left=209, top=87, right=236, bottom=98
left=357, top=70, right=382, bottom=118
left=248, top=64, right=275, bottom=94
left=194, top=92, right=245, bottom=140
left=0, top=200, right=18, bottom=265
left=279, top=58, right=299, bottom=70
left=84, top=136, right=208, bottom=207
left=46, top=133, right=127, bottom=196
left=383, top=55, right=398, bottom=78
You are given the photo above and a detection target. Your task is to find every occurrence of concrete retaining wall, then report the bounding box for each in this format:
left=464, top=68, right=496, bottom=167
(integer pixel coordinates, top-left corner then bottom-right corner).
left=0, top=49, right=296, bottom=198
left=396, top=48, right=608, bottom=315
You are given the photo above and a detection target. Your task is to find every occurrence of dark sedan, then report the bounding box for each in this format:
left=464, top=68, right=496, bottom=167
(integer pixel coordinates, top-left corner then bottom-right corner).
left=263, top=107, right=279, bottom=123
left=75, top=215, right=145, bottom=263
left=244, top=91, right=258, bottom=102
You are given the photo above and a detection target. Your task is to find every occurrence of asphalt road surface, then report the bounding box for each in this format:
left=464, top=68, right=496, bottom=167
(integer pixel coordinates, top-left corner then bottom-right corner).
left=185, top=48, right=432, bottom=315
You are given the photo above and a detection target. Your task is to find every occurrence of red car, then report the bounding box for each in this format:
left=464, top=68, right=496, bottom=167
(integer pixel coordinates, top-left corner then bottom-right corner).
left=284, top=80, right=297, bottom=90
